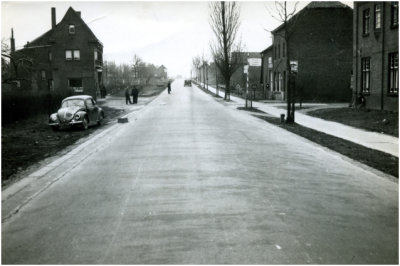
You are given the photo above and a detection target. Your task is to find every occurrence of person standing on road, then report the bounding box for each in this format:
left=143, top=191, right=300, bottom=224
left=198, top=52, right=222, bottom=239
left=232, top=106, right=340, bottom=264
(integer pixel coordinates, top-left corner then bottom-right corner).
left=167, top=81, right=171, bottom=94
left=125, top=87, right=132, bottom=104
left=131, top=86, right=139, bottom=104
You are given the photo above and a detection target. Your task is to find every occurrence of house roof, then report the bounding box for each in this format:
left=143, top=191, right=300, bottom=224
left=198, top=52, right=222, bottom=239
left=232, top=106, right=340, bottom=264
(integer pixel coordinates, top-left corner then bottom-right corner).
left=232, top=52, right=261, bottom=60
left=260, top=45, right=273, bottom=54
left=271, top=1, right=351, bottom=34
left=23, top=7, right=101, bottom=49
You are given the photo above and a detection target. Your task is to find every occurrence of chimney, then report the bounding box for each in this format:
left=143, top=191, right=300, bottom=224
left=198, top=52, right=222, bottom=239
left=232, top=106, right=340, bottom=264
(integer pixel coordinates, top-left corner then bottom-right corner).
left=76, top=11, right=81, bottom=17
left=51, top=7, right=56, bottom=29
left=10, top=28, right=15, bottom=53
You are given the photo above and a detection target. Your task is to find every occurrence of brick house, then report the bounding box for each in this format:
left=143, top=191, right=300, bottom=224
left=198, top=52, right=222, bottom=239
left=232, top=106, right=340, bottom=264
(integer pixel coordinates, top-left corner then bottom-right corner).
left=230, top=52, right=262, bottom=99
left=12, top=7, right=103, bottom=99
left=265, top=1, right=353, bottom=102
left=353, top=2, right=398, bottom=111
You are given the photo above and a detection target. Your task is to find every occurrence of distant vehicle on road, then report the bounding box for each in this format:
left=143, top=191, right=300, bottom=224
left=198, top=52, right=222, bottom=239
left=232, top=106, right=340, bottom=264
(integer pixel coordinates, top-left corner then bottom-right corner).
left=184, top=80, right=192, bottom=87
left=49, top=95, right=104, bottom=131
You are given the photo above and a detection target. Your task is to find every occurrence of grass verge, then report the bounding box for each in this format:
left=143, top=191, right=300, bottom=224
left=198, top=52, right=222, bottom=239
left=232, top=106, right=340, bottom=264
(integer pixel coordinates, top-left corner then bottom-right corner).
left=237, top=107, right=266, bottom=113
left=307, top=107, right=398, bottom=137
left=1, top=105, right=128, bottom=186
left=251, top=114, right=398, bottom=178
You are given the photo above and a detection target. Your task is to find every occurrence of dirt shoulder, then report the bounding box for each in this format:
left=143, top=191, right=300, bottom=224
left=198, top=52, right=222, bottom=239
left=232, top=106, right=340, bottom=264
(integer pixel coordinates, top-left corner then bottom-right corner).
left=306, top=107, right=398, bottom=137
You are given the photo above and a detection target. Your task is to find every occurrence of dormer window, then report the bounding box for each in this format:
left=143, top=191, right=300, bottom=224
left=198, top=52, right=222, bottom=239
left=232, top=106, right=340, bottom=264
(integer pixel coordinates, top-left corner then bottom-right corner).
left=69, top=25, right=75, bottom=34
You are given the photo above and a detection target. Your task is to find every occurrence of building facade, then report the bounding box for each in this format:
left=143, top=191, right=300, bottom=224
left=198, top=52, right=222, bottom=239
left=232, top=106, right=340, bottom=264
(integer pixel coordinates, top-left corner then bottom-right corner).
left=260, top=45, right=281, bottom=100
left=230, top=52, right=263, bottom=99
left=265, top=2, right=353, bottom=102
left=353, top=2, right=398, bottom=111
left=12, top=7, right=103, bottom=99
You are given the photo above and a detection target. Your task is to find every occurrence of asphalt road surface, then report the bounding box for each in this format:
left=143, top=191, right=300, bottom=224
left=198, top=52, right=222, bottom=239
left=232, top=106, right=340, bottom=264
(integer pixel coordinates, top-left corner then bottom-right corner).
left=2, top=80, right=398, bottom=264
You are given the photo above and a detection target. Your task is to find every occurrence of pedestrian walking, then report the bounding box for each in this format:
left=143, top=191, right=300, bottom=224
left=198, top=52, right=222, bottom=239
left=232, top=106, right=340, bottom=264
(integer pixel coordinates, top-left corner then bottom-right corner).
left=125, top=87, right=132, bottom=104
left=131, top=86, right=139, bottom=104
left=168, top=81, right=171, bottom=94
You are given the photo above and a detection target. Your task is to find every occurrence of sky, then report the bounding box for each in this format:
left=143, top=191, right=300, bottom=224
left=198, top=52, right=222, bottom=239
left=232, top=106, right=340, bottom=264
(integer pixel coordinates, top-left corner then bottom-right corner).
left=1, top=1, right=351, bottom=77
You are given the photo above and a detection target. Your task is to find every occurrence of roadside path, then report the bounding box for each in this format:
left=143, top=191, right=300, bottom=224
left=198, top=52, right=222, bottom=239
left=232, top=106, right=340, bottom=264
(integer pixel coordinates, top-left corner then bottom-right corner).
left=202, top=84, right=398, bottom=157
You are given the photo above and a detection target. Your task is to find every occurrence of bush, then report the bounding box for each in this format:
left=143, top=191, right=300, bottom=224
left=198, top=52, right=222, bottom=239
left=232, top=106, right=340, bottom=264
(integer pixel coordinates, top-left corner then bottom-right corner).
left=2, top=90, right=74, bottom=125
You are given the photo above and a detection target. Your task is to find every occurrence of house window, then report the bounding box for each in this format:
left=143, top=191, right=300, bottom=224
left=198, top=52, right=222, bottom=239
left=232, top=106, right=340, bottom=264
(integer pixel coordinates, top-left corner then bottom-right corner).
left=375, top=4, right=381, bottom=30
left=68, top=78, right=83, bottom=93
left=66, top=50, right=72, bottom=60
left=48, top=52, right=52, bottom=61
left=363, top=9, right=370, bottom=35
left=361, top=57, right=370, bottom=93
left=48, top=79, right=54, bottom=91
left=283, top=42, right=286, bottom=57
left=69, top=25, right=75, bottom=34
left=41, top=70, right=46, bottom=80
left=66, top=50, right=80, bottom=60
left=274, top=72, right=278, bottom=91
left=278, top=44, right=281, bottom=58
left=73, top=50, right=80, bottom=60
left=391, top=2, right=398, bottom=27
left=94, top=50, right=98, bottom=61
left=278, top=72, right=283, bottom=92
left=389, top=53, right=398, bottom=94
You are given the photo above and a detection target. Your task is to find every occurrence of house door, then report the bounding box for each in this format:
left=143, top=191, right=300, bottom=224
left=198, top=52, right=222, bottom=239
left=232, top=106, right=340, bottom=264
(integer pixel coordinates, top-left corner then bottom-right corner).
left=48, top=79, right=54, bottom=91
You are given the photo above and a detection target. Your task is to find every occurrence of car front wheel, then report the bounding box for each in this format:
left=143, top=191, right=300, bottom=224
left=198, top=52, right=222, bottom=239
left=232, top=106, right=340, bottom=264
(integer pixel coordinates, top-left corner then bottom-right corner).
left=82, top=117, right=89, bottom=130
left=97, top=112, right=104, bottom=125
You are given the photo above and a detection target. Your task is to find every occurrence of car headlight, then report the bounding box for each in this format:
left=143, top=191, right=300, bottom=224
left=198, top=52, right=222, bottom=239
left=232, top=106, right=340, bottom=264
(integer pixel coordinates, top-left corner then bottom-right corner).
left=50, top=114, right=58, bottom=121
left=74, top=113, right=81, bottom=120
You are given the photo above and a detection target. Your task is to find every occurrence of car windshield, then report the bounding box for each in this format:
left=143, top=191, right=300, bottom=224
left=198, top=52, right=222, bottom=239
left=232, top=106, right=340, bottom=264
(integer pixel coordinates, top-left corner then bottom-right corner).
left=62, top=99, right=85, bottom=108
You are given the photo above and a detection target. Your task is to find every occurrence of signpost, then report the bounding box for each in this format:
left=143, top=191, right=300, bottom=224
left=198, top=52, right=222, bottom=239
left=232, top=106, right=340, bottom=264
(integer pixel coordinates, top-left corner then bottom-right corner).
left=244, top=65, right=249, bottom=108
left=288, top=60, right=298, bottom=122
left=290, top=60, right=298, bottom=74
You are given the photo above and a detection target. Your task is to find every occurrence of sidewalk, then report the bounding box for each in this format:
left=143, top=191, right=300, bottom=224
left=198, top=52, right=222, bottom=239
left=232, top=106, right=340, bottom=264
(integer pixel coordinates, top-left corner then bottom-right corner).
left=199, top=83, right=398, bottom=157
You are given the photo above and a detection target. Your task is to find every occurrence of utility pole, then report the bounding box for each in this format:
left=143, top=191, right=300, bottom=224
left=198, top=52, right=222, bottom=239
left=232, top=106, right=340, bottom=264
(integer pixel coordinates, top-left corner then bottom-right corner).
left=216, top=66, right=219, bottom=96
left=245, top=64, right=249, bottom=108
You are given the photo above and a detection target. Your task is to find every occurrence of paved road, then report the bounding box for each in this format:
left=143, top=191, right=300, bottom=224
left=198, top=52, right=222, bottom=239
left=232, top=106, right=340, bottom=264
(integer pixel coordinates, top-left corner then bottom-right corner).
left=2, top=80, right=398, bottom=264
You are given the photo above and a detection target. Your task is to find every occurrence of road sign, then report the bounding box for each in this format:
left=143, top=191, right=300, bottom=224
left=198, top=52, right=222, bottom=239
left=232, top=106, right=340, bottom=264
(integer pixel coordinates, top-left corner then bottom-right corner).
left=244, top=65, right=249, bottom=74
left=248, top=58, right=262, bottom=67
left=290, top=60, right=298, bottom=73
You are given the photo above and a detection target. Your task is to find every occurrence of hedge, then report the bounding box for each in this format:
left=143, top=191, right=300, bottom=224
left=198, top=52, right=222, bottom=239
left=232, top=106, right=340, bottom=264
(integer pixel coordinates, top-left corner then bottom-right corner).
left=2, top=90, right=74, bottom=124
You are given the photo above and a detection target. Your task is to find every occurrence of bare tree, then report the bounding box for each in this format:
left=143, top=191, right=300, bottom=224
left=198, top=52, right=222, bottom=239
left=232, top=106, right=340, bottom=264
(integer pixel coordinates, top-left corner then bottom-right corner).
left=131, top=53, right=143, bottom=84
left=1, top=38, right=34, bottom=85
left=267, top=1, right=299, bottom=123
left=192, top=56, right=201, bottom=82
left=209, top=1, right=244, bottom=101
